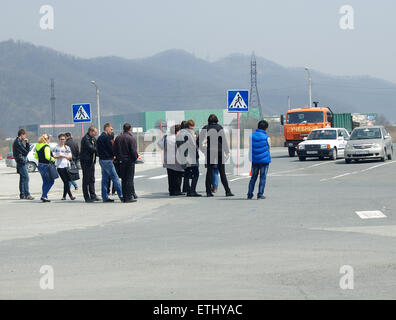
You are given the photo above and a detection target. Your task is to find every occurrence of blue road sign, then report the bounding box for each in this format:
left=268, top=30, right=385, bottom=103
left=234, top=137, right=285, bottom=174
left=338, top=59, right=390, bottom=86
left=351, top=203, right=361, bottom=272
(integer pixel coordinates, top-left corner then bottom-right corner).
left=72, top=104, right=91, bottom=123
left=227, top=90, right=249, bottom=112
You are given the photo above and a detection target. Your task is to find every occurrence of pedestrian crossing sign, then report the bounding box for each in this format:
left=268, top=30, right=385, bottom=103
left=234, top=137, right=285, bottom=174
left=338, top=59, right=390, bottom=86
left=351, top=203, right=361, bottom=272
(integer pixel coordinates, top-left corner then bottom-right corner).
left=72, top=104, right=91, bottom=123
left=227, top=90, right=249, bottom=112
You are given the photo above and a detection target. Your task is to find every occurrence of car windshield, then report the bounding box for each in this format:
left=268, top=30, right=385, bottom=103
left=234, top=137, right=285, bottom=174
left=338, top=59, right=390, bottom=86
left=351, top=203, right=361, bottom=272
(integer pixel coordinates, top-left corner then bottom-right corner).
left=350, top=128, right=382, bottom=140
left=307, top=130, right=337, bottom=140
left=287, top=111, right=324, bottom=124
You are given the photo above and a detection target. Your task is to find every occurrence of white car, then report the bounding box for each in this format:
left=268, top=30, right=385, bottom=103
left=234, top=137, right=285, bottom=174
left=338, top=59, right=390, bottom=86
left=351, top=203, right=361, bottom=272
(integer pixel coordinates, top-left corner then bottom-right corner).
left=296, top=128, right=350, bottom=161
left=26, top=143, right=58, bottom=172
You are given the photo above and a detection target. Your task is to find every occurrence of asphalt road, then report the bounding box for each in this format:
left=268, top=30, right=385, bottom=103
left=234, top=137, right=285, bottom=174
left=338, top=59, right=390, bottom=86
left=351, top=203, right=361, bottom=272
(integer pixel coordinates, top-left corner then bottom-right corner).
left=0, top=147, right=395, bottom=299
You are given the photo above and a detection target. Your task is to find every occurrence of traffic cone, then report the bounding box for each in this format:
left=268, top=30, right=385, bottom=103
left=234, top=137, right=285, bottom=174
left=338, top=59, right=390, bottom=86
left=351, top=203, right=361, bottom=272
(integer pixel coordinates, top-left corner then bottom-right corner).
left=249, top=170, right=252, bottom=176
left=0, top=154, right=3, bottom=160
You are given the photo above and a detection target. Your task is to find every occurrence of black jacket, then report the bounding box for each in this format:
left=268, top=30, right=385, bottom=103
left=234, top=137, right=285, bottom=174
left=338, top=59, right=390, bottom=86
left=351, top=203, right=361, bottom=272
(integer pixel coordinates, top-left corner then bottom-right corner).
left=12, top=137, right=30, bottom=165
left=97, top=132, right=114, bottom=160
left=199, top=122, right=229, bottom=165
left=114, top=132, right=138, bottom=163
left=65, top=137, right=80, bottom=162
left=80, top=133, right=98, bottom=164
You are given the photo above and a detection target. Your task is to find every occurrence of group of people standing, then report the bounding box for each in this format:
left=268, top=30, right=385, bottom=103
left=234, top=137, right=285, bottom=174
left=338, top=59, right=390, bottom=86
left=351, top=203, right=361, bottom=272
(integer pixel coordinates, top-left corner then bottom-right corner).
left=13, top=115, right=271, bottom=202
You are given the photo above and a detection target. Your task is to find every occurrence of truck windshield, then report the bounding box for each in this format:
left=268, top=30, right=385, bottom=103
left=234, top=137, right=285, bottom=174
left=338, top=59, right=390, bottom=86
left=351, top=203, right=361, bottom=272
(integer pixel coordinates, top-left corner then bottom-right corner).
left=307, top=130, right=336, bottom=140
left=287, top=111, right=324, bottom=124
left=350, top=128, right=381, bottom=140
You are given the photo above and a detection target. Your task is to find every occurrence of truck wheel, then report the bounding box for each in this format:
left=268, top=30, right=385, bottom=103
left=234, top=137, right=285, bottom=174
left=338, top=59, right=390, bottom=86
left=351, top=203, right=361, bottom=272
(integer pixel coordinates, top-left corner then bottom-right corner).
left=330, top=148, right=337, bottom=160
left=27, top=162, right=37, bottom=173
left=288, top=147, right=296, bottom=157
left=299, top=156, right=306, bottom=161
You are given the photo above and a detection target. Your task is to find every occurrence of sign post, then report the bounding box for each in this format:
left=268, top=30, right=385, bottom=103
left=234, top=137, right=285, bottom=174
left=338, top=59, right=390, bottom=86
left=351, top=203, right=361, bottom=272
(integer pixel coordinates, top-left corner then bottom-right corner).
left=72, top=104, right=91, bottom=137
left=227, top=90, right=249, bottom=176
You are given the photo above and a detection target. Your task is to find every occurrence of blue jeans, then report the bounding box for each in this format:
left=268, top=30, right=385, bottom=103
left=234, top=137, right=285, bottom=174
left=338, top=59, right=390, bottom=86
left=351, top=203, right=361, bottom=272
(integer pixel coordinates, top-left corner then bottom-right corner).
left=38, top=163, right=55, bottom=199
left=99, top=159, right=123, bottom=200
left=212, top=167, right=219, bottom=188
left=17, top=163, right=30, bottom=197
left=248, top=163, right=269, bottom=198
left=69, top=180, right=78, bottom=189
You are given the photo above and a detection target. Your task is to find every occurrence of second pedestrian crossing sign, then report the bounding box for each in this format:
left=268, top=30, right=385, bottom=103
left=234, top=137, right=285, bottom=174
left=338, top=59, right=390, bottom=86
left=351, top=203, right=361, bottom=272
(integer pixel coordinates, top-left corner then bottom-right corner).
left=72, top=104, right=91, bottom=123
left=227, top=90, right=249, bottom=112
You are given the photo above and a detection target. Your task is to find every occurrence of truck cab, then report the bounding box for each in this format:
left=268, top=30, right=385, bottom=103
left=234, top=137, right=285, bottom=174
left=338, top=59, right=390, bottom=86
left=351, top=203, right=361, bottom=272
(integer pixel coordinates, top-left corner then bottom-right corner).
left=282, top=106, right=333, bottom=157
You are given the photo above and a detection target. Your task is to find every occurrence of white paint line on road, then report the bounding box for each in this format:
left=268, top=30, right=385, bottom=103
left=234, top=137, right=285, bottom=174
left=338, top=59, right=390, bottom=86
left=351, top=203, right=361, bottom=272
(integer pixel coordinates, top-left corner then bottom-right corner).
left=134, top=175, right=146, bottom=179
left=355, top=210, right=387, bottom=219
left=149, top=174, right=168, bottom=180
left=360, top=160, right=396, bottom=172
left=321, top=160, right=396, bottom=182
left=229, top=177, right=245, bottom=182
left=271, top=160, right=335, bottom=176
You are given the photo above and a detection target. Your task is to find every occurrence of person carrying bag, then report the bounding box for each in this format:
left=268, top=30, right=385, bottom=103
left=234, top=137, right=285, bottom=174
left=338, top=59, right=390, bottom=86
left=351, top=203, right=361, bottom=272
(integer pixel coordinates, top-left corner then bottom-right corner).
left=34, top=134, right=57, bottom=202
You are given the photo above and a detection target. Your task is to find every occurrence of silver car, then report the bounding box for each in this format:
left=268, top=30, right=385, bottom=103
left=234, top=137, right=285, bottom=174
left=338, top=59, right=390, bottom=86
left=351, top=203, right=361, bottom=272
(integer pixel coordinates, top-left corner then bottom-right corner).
left=345, top=126, right=393, bottom=163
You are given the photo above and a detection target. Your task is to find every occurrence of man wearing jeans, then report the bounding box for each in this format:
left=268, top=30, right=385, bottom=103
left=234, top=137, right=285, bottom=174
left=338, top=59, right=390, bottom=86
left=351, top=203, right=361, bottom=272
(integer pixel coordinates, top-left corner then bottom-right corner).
left=97, top=123, right=123, bottom=202
left=247, top=120, right=271, bottom=200
left=12, top=129, right=34, bottom=200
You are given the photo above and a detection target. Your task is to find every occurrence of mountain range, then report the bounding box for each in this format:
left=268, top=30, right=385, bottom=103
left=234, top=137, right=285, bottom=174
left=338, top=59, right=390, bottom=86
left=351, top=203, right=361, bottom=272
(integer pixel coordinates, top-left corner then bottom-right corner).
left=0, top=39, right=395, bottom=137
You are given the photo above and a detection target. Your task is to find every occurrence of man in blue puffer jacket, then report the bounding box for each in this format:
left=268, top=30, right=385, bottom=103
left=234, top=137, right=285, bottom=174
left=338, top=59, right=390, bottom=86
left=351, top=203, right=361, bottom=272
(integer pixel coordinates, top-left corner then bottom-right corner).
left=248, top=120, right=271, bottom=199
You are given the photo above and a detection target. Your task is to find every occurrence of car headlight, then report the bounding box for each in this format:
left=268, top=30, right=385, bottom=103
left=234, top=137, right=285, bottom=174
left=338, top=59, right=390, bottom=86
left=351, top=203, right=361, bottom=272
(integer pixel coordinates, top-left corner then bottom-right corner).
left=321, top=144, right=330, bottom=149
left=298, top=144, right=305, bottom=150
left=372, top=143, right=381, bottom=148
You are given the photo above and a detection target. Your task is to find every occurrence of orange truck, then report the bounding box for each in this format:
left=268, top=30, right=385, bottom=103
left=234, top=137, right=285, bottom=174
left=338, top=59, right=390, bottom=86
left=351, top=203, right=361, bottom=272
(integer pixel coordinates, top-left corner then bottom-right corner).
left=281, top=105, right=335, bottom=157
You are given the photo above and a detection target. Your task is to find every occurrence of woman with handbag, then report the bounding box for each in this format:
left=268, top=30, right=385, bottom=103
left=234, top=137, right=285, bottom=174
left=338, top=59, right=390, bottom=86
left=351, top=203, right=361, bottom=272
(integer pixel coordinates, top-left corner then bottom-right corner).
left=34, top=134, right=57, bottom=202
left=53, top=133, right=76, bottom=201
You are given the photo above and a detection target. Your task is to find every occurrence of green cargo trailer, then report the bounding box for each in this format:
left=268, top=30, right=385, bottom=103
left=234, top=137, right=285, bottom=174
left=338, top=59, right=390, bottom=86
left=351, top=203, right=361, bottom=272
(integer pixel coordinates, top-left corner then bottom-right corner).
left=331, top=113, right=353, bottom=132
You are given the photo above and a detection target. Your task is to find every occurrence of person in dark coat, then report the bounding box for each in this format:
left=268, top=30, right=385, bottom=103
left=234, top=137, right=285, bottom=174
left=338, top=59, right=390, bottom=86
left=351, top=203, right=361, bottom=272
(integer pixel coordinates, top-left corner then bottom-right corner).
left=97, top=123, right=123, bottom=202
left=65, top=132, right=79, bottom=191
left=12, top=129, right=34, bottom=200
left=199, top=114, right=234, bottom=197
left=80, top=126, right=99, bottom=202
left=114, top=123, right=138, bottom=203
left=247, top=120, right=271, bottom=199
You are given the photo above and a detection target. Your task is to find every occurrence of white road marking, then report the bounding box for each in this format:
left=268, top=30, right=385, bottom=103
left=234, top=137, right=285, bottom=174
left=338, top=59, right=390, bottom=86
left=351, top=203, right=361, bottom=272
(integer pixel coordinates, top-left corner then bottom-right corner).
left=321, top=160, right=396, bottom=181
left=134, top=175, right=146, bottom=179
left=310, top=225, right=396, bottom=238
left=149, top=174, right=168, bottom=180
left=360, top=160, right=396, bottom=172
left=355, top=210, right=387, bottom=219
left=229, top=177, right=245, bottom=182
left=271, top=160, right=335, bottom=175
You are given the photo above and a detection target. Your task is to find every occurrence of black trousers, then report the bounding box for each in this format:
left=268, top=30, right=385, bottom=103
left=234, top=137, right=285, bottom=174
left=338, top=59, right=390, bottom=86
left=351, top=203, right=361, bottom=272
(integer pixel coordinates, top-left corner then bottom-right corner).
left=57, top=167, right=72, bottom=199
left=167, top=168, right=183, bottom=195
left=184, top=166, right=199, bottom=194
left=119, top=162, right=135, bottom=200
left=81, top=160, right=96, bottom=200
left=205, top=164, right=231, bottom=194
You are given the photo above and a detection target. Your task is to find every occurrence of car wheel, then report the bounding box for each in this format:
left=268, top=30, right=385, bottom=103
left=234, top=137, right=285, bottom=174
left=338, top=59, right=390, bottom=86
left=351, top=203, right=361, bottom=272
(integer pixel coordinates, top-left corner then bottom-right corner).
left=330, top=148, right=337, bottom=160
left=299, top=156, right=306, bottom=161
left=319, top=156, right=325, bottom=160
left=388, top=147, right=393, bottom=160
left=381, top=149, right=386, bottom=162
left=27, top=162, right=37, bottom=172
left=288, top=147, right=296, bottom=157
left=345, top=159, right=352, bottom=164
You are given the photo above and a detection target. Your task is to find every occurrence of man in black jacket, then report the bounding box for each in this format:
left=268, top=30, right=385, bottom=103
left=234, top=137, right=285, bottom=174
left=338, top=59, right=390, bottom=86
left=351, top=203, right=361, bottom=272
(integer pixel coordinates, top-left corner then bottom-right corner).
left=65, top=132, right=80, bottom=190
left=97, top=123, right=123, bottom=202
left=199, top=114, right=234, bottom=197
left=80, top=126, right=99, bottom=202
left=12, top=129, right=34, bottom=200
left=114, top=123, right=138, bottom=203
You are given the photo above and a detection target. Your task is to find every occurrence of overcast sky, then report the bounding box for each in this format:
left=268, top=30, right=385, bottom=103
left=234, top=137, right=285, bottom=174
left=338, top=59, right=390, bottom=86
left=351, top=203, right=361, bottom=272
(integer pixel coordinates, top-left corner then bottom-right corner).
left=1, top=0, right=395, bottom=83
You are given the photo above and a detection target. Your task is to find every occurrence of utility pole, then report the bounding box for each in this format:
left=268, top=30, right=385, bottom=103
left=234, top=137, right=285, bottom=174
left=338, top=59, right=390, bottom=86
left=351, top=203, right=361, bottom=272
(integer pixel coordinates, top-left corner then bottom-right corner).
left=305, top=67, right=312, bottom=107
left=91, top=81, right=101, bottom=132
left=249, top=52, right=262, bottom=119
left=50, top=79, right=56, bottom=137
